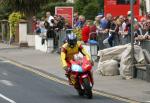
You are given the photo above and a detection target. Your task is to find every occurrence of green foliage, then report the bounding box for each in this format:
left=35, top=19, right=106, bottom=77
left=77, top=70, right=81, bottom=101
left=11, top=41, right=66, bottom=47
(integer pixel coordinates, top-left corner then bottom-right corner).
left=74, top=0, right=97, bottom=13
left=41, top=2, right=74, bottom=16
left=82, top=3, right=99, bottom=20
left=73, top=27, right=82, bottom=40
left=49, top=0, right=67, bottom=2
left=74, top=0, right=102, bottom=20
left=37, top=0, right=74, bottom=18
left=0, top=0, right=49, bottom=15
left=74, top=0, right=93, bottom=14
left=74, top=0, right=84, bottom=14
left=0, top=4, right=12, bottom=19
left=8, top=12, right=22, bottom=37
left=97, top=0, right=104, bottom=13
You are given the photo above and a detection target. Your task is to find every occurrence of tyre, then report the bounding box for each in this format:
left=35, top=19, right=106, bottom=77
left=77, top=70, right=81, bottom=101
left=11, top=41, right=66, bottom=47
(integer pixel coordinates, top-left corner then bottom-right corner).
left=77, top=88, right=84, bottom=96
left=74, top=81, right=84, bottom=96
left=82, top=78, right=93, bottom=99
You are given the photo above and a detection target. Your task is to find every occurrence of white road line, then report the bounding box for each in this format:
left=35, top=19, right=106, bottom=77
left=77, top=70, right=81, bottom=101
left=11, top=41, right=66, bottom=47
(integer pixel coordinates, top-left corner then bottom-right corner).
left=0, top=60, right=10, bottom=63
left=0, top=93, right=16, bottom=103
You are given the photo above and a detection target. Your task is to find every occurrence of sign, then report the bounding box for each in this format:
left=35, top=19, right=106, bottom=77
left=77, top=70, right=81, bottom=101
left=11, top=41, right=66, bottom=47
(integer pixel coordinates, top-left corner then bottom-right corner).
left=55, top=7, right=73, bottom=28
left=106, top=0, right=116, bottom=5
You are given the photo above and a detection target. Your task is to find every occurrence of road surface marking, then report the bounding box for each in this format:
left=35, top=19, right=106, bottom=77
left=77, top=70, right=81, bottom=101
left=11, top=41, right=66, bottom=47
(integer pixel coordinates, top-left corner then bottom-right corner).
left=0, top=93, right=16, bottom=103
left=2, top=72, right=8, bottom=76
left=1, top=58, right=140, bottom=103
left=0, top=80, right=14, bottom=87
left=0, top=60, right=10, bottom=63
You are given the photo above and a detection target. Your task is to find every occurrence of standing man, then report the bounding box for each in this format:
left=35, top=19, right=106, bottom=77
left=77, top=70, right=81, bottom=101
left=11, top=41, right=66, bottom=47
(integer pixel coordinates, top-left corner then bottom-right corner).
left=32, top=16, right=37, bottom=33
left=46, top=11, right=54, bottom=27
left=100, top=13, right=112, bottom=48
left=45, top=11, right=56, bottom=53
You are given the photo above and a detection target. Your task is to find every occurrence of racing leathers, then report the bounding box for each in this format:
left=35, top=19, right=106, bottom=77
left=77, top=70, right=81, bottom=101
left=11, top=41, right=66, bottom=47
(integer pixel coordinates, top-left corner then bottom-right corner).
left=60, top=41, right=91, bottom=70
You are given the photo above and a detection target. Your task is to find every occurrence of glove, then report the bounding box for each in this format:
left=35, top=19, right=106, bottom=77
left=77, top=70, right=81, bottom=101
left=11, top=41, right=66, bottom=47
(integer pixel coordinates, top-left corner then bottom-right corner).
left=63, top=66, right=68, bottom=71
left=63, top=66, right=70, bottom=78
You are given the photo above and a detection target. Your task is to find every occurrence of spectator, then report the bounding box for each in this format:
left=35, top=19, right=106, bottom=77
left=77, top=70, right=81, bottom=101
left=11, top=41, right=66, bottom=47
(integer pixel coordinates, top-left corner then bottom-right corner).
left=140, top=20, right=150, bottom=40
left=81, top=20, right=91, bottom=43
left=134, top=23, right=143, bottom=45
left=108, top=16, right=120, bottom=47
left=46, top=11, right=54, bottom=27
left=94, top=15, right=103, bottom=33
left=73, top=11, right=79, bottom=27
left=146, top=12, right=150, bottom=20
left=119, top=16, right=131, bottom=45
left=139, top=16, right=147, bottom=29
left=39, top=19, right=47, bottom=45
left=44, top=11, right=56, bottom=53
left=89, top=21, right=97, bottom=42
left=75, top=15, right=85, bottom=28
left=32, top=16, right=37, bottom=33
left=101, top=13, right=113, bottom=48
left=53, top=15, right=65, bottom=53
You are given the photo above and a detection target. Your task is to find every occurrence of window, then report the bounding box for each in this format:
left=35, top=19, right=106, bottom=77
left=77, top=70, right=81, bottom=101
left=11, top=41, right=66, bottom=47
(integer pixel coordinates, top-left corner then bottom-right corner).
left=117, top=0, right=136, bottom=4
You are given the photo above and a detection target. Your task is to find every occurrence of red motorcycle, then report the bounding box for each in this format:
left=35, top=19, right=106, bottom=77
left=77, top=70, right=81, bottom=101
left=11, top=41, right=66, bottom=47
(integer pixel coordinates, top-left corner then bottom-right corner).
left=67, top=56, right=94, bottom=99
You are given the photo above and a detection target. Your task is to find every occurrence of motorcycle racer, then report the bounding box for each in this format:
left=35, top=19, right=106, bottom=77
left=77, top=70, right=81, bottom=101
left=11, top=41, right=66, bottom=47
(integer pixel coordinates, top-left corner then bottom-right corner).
left=60, top=33, right=94, bottom=98
left=60, top=33, right=91, bottom=72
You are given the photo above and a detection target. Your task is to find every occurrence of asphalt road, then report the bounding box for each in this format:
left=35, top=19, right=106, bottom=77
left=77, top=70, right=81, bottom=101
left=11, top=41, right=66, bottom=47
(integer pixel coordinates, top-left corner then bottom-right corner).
left=0, top=59, right=127, bottom=103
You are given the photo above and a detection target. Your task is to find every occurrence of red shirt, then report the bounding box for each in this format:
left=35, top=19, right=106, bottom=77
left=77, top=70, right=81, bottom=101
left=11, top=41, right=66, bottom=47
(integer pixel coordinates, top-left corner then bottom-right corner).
left=81, top=25, right=90, bottom=43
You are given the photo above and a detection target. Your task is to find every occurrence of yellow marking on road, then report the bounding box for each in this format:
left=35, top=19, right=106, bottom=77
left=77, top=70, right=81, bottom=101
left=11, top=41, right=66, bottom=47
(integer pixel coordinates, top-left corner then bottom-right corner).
left=6, top=59, right=139, bottom=103
left=93, top=90, right=139, bottom=103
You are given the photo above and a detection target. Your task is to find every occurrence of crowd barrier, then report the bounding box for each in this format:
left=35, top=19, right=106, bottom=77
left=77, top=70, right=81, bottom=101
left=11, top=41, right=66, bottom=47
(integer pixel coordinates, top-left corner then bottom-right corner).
left=140, top=40, right=150, bottom=53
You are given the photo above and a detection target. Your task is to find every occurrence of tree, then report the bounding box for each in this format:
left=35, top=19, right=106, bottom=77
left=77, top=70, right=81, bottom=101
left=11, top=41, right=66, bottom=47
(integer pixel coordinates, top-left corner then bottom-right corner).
left=82, top=3, right=99, bottom=20
left=0, top=0, right=48, bottom=15
left=0, top=4, right=11, bottom=20
left=0, top=0, right=49, bottom=34
left=96, top=0, right=104, bottom=13
left=41, top=2, right=74, bottom=16
left=74, top=0, right=102, bottom=20
left=74, top=0, right=93, bottom=14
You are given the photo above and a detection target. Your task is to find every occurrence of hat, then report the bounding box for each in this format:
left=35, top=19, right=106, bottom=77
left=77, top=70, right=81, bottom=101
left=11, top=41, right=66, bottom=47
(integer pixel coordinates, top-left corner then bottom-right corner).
left=127, top=11, right=131, bottom=16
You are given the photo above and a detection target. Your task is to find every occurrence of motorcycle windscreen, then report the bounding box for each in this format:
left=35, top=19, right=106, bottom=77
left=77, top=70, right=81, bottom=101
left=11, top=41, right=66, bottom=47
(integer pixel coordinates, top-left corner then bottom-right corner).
left=71, top=64, right=83, bottom=72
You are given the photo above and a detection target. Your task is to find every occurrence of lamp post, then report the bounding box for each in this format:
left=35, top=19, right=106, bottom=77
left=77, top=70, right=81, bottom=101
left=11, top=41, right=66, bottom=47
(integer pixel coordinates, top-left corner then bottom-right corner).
left=130, top=0, right=136, bottom=78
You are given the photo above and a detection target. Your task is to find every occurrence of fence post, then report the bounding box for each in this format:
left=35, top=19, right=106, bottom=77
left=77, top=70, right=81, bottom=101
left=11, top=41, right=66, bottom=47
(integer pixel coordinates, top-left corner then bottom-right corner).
left=146, top=64, right=150, bottom=82
left=19, top=19, right=28, bottom=47
left=1, top=20, right=8, bottom=43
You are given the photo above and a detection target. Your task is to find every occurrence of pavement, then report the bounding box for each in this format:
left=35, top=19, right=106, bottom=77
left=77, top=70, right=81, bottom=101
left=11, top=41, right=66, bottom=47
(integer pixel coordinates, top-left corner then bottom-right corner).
left=0, top=43, right=150, bottom=102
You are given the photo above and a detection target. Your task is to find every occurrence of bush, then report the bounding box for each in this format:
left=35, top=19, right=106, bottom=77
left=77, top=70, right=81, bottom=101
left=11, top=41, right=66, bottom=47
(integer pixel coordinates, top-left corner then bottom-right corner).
left=8, top=12, right=22, bottom=37
left=73, top=27, right=82, bottom=40
left=74, top=0, right=84, bottom=14
left=82, top=3, right=100, bottom=20
left=74, top=0, right=93, bottom=14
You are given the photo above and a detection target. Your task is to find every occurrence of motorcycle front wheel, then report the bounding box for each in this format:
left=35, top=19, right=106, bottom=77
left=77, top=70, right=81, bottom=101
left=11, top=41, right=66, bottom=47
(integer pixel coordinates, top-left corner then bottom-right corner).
left=82, top=78, right=93, bottom=99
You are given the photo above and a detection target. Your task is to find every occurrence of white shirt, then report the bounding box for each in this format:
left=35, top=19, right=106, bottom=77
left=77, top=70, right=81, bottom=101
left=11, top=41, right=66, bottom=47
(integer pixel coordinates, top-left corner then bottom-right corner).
left=119, top=22, right=127, bottom=38
left=48, top=16, right=54, bottom=26
left=119, top=22, right=126, bottom=32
